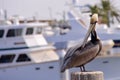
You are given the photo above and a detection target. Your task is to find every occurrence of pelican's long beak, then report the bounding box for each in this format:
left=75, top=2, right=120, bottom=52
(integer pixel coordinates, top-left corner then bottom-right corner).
left=82, top=13, right=98, bottom=47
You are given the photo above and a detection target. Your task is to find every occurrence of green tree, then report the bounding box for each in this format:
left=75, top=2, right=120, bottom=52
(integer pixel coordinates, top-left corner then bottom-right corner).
left=89, top=0, right=120, bottom=27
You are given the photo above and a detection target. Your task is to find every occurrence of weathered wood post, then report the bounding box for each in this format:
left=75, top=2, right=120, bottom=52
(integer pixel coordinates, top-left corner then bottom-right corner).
left=71, top=71, right=104, bottom=80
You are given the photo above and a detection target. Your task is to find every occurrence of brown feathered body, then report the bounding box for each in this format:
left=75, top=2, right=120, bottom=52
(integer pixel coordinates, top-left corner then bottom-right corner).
left=61, top=39, right=102, bottom=72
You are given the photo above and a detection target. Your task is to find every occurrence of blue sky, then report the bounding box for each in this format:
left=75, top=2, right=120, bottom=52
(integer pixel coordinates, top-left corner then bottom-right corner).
left=0, top=0, right=120, bottom=20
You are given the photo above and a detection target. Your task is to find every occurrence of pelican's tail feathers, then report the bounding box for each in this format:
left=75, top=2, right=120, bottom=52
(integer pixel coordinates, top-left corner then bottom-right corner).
left=60, top=63, right=66, bottom=73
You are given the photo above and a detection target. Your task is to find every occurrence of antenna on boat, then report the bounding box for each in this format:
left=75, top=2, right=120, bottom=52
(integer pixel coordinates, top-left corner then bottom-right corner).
left=4, top=10, right=7, bottom=20
left=0, top=9, right=7, bottom=20
left=48, top=7, right=53, bottom=20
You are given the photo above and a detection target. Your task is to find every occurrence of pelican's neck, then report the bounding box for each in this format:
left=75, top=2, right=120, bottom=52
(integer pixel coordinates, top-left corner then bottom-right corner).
left=91, top=30, right=98, bottom=42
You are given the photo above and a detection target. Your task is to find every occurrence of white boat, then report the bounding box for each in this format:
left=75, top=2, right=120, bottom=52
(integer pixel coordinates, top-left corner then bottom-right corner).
left=0, top=21, right=63, bottom=80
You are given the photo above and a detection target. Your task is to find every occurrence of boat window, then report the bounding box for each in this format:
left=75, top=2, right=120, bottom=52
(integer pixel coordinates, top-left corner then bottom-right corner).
left=6, top=28, right=22, bottom=37
left=113, top=40, right=120, bottom=48
left=0, top=29, right=4, bottom=38
left=26, top=27, right=33, bottom=35
left=16, top=54, right=31, bottom=62
left=49, top=66, right=54, bottom=69
left=0, top=54, right=15, bottom=63
left=36, top=27, right=42, bottom=34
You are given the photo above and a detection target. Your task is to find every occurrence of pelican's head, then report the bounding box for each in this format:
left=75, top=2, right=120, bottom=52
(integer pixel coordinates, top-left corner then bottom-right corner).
left=90, top=13, right=98, bottom=24
left=89, top=13, right=98, bottom=33
left=82, top=13, right=98, bottom=47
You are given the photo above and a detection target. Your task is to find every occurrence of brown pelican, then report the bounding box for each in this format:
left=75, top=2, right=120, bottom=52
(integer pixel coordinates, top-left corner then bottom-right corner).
left=61, top=14, right=102, bottom=72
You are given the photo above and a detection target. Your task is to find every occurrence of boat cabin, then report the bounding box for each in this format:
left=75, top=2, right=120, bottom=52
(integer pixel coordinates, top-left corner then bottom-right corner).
left=0, top=22, right=50, bottom=49
left=0, top=22, right=49, bottom=38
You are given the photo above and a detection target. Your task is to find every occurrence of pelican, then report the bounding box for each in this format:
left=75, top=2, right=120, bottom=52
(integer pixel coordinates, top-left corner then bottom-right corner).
left=61, top=13, right=102, bottom=72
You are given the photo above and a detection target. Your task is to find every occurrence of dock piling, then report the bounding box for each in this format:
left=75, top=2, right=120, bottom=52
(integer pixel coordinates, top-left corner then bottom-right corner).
left=71, top=71, right=104, bottom=80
